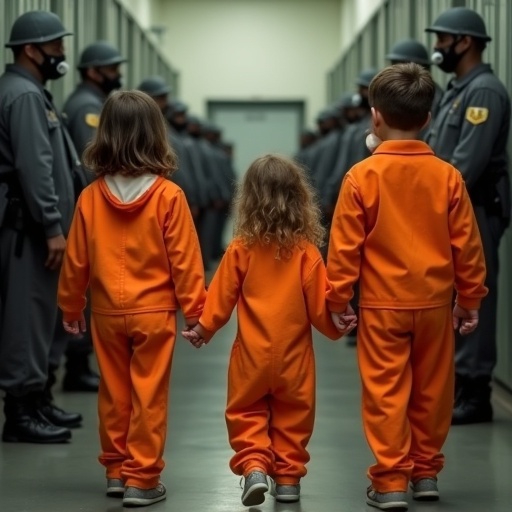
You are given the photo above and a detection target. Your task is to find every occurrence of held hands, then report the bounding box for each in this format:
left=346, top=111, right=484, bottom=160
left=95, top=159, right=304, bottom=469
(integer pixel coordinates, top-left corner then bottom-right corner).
left=182, top=323, right=208, bottom=348
left=63, top=312, right=87, bottom=335
left=453, top=304, right=479, bottom=335
left=331, top=303, right=358, bottom=335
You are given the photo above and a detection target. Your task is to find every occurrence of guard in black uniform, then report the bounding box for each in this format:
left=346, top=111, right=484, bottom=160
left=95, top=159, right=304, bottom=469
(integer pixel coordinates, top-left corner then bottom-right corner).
left=137, top=76, right=201, bottom=215
left=425, top=7, right=511, bottom=424
left=0, top=11, right=83, bottom=443
left=63, top=41, right=126, bottom=155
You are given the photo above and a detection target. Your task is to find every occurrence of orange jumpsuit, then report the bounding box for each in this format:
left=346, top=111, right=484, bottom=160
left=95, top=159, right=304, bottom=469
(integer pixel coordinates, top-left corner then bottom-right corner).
left=198, top=239, right=340, bottom=484
left=58, top=176, right=206, bottom=489
left=326, top=140, right=487, bottom=492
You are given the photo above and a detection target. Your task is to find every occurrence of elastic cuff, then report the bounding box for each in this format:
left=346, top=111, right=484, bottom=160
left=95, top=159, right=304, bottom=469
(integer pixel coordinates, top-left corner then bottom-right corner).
left=123, top=477, right=160, bottom=489
left=44, top=222, right=63, bottom=238
left=274, top=477, right=301, bottom=485
left=327, top=301, right=348, bottom=313
left=243, top=465, right=267, bottom=477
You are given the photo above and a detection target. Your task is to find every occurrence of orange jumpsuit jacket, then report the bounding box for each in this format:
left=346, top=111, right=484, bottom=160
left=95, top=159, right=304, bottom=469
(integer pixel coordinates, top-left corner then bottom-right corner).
left=199, top=238, right=340, bottom=342
left=58, top=176, right=206, bottom=322
left=327, top=140, right=488, bottom=311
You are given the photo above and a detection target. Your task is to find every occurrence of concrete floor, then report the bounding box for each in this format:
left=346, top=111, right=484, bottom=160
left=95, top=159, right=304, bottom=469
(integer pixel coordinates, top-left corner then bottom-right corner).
left=1, top=315, right=511, bottom=512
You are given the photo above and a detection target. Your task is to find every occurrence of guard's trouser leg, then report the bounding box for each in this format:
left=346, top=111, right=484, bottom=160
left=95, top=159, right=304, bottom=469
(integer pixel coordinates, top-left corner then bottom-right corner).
left=455, top=209, right=504, bottom=378
left=198, top=207, right=220, bottom=270
left=92, top=311, right=176, bottom=488
left=358, top=306, right=453, bottom=492
left=0, top=227, right=58, bottom=395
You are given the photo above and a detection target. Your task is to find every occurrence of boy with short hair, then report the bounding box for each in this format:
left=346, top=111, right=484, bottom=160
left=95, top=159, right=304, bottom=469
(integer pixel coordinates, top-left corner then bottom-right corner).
left=326, top=63, right=488, bottom=511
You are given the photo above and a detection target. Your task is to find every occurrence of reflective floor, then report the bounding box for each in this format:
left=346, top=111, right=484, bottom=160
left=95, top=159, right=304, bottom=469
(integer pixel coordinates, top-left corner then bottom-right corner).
left=1, top=315, right=511, bottom=512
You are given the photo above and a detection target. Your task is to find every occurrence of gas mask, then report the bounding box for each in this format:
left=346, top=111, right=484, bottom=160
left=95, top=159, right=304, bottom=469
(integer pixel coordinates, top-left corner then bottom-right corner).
left=97, top=71, right=122, bottom=95
left=353, top=92, right=370, bottom=110
left=34, top=46, right=69, bottom=81
left=431, top=37, right=468, bottom=73
left=365, top=132, right=382, bottom=153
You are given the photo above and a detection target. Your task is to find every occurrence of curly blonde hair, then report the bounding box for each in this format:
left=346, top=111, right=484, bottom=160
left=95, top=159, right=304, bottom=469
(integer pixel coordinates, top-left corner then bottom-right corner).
left=233, top=154, right=325, bottom=258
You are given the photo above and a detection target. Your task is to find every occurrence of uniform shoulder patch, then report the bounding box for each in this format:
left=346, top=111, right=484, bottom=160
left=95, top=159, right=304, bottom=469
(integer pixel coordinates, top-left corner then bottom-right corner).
left=85, top=113, right=100, bottom=128
left=465, top=107, right=489, bottom=125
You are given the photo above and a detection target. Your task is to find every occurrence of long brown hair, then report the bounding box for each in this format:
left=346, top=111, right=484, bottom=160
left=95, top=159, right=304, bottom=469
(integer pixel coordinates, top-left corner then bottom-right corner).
left=82, top=90, right=177, bottom=177
left=233, top=154, right=325, bottom=259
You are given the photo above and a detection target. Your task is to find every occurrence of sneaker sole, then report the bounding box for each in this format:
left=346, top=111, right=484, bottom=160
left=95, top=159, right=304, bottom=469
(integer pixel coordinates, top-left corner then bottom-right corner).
left=276, top=494, right=300, bottom=503
left=412, top=490, right=439, bottom=501
left=242, top=483, right=268, bottom=506
left=106, top=488, right=125, bottom=498
left=2, top=433, right=71, bottom=443
left=123, top=493, right=166, bottom=507
left=366, top=497, right=408, bottom=510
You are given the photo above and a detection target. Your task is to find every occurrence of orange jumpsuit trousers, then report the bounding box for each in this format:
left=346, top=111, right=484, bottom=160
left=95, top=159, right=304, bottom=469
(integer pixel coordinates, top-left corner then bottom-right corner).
left=357, top=306, right=454, bottom=492
left=91, top=311, right=176, bottom=489
left=226, top=336, right=316, bottom=485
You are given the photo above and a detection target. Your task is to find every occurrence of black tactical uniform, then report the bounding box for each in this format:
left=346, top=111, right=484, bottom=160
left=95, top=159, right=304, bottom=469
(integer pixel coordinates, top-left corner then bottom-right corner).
left=425, top=7, right=511, bottom=424
left=137, top=76, right=201, bottom=211
left=63, top=41, right=126, bottom=156
left=0, top=11, right=83, bottom=443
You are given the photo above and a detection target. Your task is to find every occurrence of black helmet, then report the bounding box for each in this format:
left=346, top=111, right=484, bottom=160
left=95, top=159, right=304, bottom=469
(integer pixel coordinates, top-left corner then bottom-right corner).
left=5, top=10, right=72, bottom=48
left=137, top=76, right=172, bottom=97
left=170, top=100, right=188, bottom=114
left=336, top=91, right=359, bottom=109
left=316, top=108, right=338, bottom=122
left=386, top=39, right=430, bottom=66
left=356, top=68, right=378, bottom=87
left=77, top=41, right=126, bottom=69
left=425, top=7, right=491, bottom=42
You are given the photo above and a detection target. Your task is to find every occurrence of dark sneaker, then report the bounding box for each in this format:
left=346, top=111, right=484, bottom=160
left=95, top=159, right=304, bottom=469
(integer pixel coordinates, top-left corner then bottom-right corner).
left=411, top=478, right=439, bottom=501
left=366, top=487, right=408, bottom=510
left=106, top=478, right=124, bottom=497
left=241, top=471, right=268, bottom=506
left=274, top=483, right=300, bottom=503
left=123, top=483, right=166, bottom=507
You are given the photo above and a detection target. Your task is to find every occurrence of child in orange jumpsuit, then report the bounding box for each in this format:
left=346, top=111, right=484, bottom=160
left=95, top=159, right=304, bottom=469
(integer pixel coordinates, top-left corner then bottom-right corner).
left=57, top=91, right=206, bottom=507
left=182, top=155, right=354, bottom=507
left=326, top=63, right=488, bottom=511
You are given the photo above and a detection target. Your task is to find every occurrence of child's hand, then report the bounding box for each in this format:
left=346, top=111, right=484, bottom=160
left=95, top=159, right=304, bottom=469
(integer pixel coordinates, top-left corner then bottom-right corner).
left=331, top=303, right=357, bottom=334
left=182, top=328, right=205, bottom=348
left=63, top=312, right=87, bottom=335
left=453, top=304, right=479, bottom=335
left=182, top=323, right=208, bottom=348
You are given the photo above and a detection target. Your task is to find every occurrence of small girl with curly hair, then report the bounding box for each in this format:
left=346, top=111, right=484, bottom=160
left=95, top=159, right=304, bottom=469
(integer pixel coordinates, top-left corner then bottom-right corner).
left=58, top=90, right=206, bottom=507
left=182, top=154, right=355, bottom=507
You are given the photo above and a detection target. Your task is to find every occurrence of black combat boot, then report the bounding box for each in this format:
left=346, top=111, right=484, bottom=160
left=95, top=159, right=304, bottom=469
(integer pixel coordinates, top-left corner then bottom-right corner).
left=451, top=376, right=493, bottom=425
left=62, top=352, right=100, bottom=392
left=38, top=366, right=83, bottom=428
left=2, top=393, right=71, bottom=443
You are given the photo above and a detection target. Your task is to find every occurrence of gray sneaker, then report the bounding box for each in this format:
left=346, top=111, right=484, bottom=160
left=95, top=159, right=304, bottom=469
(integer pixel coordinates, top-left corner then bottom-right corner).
left=123, top=483, right=166, bottom=507
left=366, top=487, right=408, bottom=510
left=106, top=478, right=124, bottom=497
left=411, top=478, right=439, bottom=501
left=241, top=471, right=268, bottom=506
left=274, top=483, right=301, bottom=503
